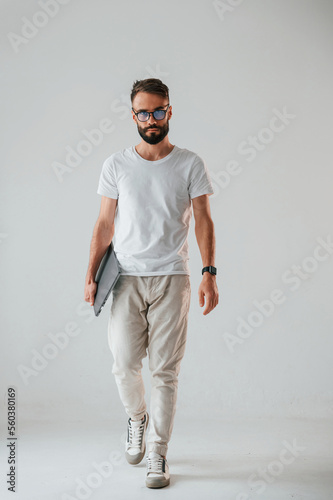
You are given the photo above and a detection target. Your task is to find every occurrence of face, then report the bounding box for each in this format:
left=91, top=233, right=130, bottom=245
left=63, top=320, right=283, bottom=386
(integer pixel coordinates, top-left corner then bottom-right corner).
left=132, top=92, right=172, bottom=145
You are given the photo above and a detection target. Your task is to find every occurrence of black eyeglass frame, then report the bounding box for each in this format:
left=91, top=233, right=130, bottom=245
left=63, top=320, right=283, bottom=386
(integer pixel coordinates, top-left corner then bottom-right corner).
left=132, top=104, right=170, bottom=122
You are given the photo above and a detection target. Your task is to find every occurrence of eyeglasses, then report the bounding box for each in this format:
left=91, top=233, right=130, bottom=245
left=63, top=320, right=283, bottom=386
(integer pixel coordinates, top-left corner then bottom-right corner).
left=132, top=104, right=170, bottom=122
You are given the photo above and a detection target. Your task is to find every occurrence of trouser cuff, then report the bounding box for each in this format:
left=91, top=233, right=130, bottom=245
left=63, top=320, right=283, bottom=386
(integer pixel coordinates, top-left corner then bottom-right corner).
left=147, top=443, right=168, bottom=457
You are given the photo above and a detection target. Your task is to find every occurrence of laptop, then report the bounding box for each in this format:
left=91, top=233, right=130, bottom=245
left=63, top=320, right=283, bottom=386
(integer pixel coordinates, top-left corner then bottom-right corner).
left=93, top=241, right=121, bottom=317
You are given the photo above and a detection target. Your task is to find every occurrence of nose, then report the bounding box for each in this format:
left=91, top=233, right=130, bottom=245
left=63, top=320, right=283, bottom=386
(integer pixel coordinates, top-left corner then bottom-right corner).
left=147, top=113, right=157, bottom=126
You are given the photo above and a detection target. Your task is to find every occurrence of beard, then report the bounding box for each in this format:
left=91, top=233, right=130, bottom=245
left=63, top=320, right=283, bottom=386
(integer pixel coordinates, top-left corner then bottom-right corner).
left=137, top=120, right=170, bottom=145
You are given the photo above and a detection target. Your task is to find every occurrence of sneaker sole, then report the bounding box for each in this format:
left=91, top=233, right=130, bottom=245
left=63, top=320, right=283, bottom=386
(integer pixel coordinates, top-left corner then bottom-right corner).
left=146, top=476, right=170, bottom=488
left=125, top=412, right=149, bottom=465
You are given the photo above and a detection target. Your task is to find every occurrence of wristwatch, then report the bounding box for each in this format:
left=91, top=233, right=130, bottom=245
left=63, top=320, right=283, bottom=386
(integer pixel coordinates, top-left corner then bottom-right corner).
left=202, top=266, right=217, bottom=276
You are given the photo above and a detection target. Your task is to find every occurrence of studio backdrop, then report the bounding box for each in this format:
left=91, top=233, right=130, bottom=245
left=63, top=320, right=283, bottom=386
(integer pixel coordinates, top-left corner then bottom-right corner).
left=1, top=0, right=332, bottom=428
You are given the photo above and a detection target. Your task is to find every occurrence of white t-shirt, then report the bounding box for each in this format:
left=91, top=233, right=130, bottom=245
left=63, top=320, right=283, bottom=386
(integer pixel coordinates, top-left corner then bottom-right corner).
left=97, top=144, right=214, bottom=276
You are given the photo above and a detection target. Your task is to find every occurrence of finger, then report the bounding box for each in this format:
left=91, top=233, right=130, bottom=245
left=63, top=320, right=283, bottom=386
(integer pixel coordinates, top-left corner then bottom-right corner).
left=199, top=291, right=205, bottom=307
left=84, top=293, right=94, bottom=306
left=203, top=296, right=213, bottom=315
left=207, top=293, right=217, bottom=314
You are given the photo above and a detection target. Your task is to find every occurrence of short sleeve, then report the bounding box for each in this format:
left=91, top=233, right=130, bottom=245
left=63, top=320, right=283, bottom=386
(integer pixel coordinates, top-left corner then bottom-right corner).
left=188, top=156, right=214, bottom=199
left=97, top=157, right=119, bottom=199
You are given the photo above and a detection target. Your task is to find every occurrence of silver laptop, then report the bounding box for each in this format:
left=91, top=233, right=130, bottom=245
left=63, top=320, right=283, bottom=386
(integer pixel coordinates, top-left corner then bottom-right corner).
left=93, top=241, right=121, bottom=316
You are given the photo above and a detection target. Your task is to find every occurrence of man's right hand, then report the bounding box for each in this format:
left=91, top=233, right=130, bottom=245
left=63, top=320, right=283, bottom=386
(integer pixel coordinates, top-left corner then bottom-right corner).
left=84, top=197, right=117, bottom=307
left=84, top=279, right=97, bottom=306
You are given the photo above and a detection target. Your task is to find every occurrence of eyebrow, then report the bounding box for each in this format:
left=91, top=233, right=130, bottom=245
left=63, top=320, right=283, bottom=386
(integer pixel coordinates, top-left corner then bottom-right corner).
left=136, top=105, right=166, bottom=113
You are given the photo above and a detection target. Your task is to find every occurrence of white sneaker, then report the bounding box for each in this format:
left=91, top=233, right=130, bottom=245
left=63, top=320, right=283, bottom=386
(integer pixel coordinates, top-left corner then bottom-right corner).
left=125, top=412, right=149, bottom=465
left=145, top=451, right=170, bottom=488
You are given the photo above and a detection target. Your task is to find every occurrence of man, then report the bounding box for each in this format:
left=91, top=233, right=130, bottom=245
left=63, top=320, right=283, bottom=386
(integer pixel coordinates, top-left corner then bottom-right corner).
left=84, top=78, right=218, bottom=489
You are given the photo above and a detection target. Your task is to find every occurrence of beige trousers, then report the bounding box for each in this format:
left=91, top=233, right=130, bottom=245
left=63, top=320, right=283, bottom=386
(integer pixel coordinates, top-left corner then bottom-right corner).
left=107, top=274, right=191, bottom=457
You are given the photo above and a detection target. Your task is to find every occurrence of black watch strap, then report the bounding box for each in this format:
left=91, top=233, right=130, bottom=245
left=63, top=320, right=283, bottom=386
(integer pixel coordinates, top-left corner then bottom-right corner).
left=202, top=266, right=217, bottom=275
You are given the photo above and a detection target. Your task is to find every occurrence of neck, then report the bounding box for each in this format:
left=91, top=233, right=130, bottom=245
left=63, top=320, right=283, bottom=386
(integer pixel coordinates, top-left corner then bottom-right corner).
left=135, top=138, right=174, bottom=161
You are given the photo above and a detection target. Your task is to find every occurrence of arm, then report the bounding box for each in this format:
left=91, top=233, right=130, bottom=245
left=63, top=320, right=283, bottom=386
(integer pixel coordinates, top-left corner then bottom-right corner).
left=192, top=194, right=219, bottom=315
left=84, top=196, right=118, bottom=306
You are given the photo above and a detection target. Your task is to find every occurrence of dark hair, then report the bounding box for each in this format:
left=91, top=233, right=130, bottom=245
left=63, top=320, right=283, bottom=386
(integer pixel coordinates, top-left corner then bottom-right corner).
left=130, top=78, right=169, bottom=104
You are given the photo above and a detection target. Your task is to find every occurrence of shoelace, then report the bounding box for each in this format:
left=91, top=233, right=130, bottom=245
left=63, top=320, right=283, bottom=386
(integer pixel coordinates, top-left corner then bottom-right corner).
left=128, top=419, right=145, bottom=447
left=146, top=455, right=164, bottom=474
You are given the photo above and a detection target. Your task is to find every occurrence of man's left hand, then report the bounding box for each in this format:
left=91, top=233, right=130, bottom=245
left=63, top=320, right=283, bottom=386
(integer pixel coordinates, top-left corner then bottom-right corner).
left=198, top=273, right=219, bottom=315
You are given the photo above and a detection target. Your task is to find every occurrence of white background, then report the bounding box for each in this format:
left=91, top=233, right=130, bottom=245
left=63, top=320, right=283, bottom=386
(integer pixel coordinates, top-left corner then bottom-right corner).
left=1, top=0, right=332, bottom=432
